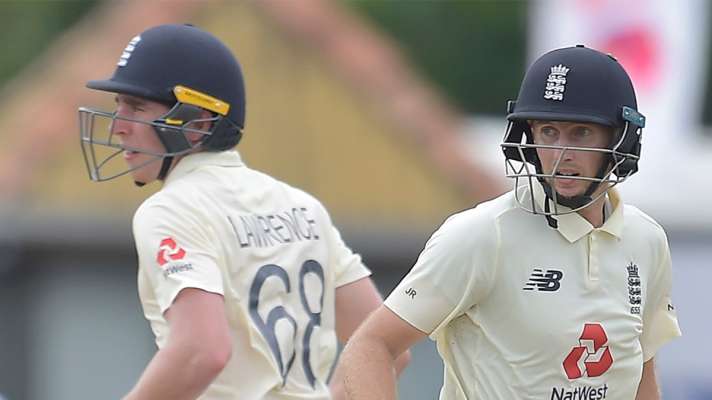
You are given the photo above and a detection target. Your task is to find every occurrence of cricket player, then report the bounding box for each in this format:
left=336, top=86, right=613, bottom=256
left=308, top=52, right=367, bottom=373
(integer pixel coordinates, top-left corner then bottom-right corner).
left=338, top=45, right=681, bottom=399
left=78, top=24, right=408, bottom=399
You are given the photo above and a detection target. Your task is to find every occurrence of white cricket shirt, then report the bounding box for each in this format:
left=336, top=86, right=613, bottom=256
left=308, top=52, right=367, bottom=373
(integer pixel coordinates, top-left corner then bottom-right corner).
left=133, top=151, right=371, bottom=399
left=385, top=182, right=681, bottom=399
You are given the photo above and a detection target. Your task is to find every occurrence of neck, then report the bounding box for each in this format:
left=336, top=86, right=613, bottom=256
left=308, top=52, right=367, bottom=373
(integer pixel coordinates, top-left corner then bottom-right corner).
left=577, top=194, right=607, bottom=228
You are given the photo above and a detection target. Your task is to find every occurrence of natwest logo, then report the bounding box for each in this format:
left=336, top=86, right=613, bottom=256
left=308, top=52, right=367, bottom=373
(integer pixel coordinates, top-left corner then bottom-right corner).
left=551, top=384, right=608, bottom=400
left=563, top=323, right=613, bottom=379
left=156, top=237, right=186, bottom=267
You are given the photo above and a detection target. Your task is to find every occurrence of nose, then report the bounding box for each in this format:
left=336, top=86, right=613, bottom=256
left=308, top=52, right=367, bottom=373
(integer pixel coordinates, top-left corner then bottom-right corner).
left=556, top=147, right=574, bottom=162
left=551, top=140, right=575, bottom=164
left=110, top=113, right=131, bottom=137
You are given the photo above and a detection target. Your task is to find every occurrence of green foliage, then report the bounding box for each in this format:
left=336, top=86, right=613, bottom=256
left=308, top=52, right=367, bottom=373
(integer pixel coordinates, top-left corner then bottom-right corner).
left=0, top=0, right=98, bottom=87
left=348, top=0, right=528, bottom=116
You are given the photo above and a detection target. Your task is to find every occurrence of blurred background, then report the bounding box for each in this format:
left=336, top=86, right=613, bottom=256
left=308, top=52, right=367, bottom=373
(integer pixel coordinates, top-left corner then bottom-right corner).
left=0, top=0, right=709, bottom=399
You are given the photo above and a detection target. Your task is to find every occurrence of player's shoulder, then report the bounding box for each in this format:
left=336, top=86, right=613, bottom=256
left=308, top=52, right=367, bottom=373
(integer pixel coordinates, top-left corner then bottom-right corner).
left=138, top=180, right=192, bottom=210
left=446, top=190, right=518, bottom=223
left=264, top=173, right=331, bottom=215
left=132, top=183, right=200, bottom=229
left=133, top=191, right=172, bottom=230
left=623, top=203, right=667, bottom=233
left=622, top=203, right=669, bottom=243
left=278, top=178, right=324, bottom=206
left=437, top=190, right=516, bottom=238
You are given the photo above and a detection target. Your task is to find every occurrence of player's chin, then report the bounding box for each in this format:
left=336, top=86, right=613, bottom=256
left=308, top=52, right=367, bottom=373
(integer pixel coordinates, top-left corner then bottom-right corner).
left=553, top=179, right=587, bottom=198
left=128, top=166, right=156, bottom=185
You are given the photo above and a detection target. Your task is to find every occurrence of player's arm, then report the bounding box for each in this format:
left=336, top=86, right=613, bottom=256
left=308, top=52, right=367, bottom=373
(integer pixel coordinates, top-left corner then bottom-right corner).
left=338, top=305, right=427, bottom=400
left=635, top=358, right=660, bottom=400
left=329, top=277, right=411, bottom=400
left=123, top=288, right=232, bottom=400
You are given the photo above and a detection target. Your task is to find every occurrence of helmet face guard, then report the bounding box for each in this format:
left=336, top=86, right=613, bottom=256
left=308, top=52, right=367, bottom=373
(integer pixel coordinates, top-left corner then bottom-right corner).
left=79, top=98, right=224, bottom=182
left=500, top=45, right=646, bottom=216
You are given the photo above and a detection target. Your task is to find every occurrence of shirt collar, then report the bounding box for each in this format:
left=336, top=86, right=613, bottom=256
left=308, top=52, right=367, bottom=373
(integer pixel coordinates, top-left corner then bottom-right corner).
left=598, top=188, right=623, bottom=238
left=530, top=180, right=624, bottom=243
left=164, top=150, right=244, bottom=185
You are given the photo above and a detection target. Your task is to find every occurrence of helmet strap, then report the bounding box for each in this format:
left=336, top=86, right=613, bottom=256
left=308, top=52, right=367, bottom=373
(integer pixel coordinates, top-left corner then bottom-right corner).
left=132, top=156, right=173, bottom=187
left=543, top=197, right=559, bottom=229
left=157, top=156, right=174, bottom=181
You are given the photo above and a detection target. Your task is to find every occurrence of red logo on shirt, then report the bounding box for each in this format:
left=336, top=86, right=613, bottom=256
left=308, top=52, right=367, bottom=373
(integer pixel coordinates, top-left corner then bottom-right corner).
left=156, top=237, right=186, bottom=266
left=563, top=323, right=613, bottom=379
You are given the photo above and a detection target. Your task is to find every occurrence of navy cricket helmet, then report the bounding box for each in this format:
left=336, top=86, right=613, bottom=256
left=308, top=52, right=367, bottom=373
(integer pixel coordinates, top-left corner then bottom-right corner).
left=500, top=45, right=646, bottom=216
left=79, top=24, right=246, bottom=183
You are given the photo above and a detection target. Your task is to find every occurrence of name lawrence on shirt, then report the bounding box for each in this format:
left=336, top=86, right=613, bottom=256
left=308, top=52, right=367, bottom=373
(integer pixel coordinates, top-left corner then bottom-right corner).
left=229, top=207, right=320, bottom=248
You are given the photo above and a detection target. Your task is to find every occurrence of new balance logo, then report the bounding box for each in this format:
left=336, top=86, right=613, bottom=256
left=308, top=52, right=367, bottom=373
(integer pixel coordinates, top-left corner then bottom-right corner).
left=523, top=268, right=563, bottom=291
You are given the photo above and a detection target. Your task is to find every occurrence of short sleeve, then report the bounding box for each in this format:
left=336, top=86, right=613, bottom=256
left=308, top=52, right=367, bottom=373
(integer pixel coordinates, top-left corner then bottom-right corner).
left=640, top=231, right=682, bottom=361
left=384, top=210, right=498, bottom=335
left=325, top=224, right=371, bottom=287
left=133, top=202, right=224, bottom=314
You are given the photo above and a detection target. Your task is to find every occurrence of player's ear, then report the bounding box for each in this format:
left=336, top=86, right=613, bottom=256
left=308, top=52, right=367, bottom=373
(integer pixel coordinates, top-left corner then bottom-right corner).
left=185, top=109, right=215, bottom=145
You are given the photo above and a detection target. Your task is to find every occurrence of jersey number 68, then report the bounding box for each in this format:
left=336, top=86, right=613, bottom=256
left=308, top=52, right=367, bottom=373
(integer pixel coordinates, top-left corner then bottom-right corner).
left=248, top=260, right=325, bottom=388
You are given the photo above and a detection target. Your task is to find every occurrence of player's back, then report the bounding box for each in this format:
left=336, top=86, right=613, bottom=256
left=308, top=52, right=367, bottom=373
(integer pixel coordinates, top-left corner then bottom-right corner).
left=134, top=152, right=360, bottom=399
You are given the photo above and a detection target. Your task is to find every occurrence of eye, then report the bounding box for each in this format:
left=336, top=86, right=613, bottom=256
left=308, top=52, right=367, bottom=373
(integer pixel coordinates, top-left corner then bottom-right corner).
left=573, top=127, right=592, bottom=137
left=539, top=126, right=558, bottom=137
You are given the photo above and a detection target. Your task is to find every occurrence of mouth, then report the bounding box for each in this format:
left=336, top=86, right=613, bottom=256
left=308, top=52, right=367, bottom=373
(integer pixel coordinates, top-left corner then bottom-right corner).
left=553, top=170, right=581, bottom=189
left=555, top=171, right=580, bottom=178
left=123, top=150, right=140, bottom=160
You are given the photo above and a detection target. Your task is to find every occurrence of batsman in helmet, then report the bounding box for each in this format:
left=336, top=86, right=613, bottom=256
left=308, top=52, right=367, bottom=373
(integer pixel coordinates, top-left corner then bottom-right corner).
left=79, top=24, right=409, bottom=400
left=339, top=45, right=681, bottom=400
